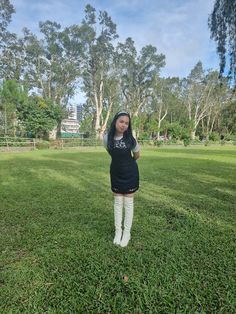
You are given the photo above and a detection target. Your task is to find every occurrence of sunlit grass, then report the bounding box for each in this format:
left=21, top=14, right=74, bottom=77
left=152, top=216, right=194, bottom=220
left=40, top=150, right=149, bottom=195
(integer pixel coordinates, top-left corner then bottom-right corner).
left=0, top=146, right=235, bottom=313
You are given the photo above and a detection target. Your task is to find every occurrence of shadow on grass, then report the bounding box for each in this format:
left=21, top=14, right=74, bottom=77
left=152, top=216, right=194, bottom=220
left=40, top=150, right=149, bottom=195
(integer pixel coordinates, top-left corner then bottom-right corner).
left=1, top=149, right=235, bottom=241
left=138, top=153, right=235, bottom=229
left=0, top=151, right=113, bottom=248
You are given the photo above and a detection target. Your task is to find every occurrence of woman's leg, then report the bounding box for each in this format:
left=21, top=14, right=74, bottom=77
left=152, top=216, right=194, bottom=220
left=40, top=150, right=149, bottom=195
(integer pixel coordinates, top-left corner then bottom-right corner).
left=113, top=193, right=124, bottom=245
left=120, top=193, right=134, bottom=247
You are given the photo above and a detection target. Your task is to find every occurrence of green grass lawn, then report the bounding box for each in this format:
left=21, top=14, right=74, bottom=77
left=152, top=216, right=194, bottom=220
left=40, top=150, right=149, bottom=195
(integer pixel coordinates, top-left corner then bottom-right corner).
left=0, top=146, right=236, bottom=313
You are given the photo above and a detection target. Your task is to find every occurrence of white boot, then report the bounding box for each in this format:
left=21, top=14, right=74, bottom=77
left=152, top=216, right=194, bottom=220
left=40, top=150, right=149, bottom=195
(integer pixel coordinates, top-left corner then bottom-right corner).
left=120, top=197, right=134, bottom=247
left=113, top=195, right=123, bottom=245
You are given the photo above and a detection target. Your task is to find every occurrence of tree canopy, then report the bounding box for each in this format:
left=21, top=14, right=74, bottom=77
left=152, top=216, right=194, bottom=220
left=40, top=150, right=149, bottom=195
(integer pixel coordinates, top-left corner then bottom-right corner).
left=0, top=1, right=235, bottom=140
left=208, top=0, right=236, bottom=84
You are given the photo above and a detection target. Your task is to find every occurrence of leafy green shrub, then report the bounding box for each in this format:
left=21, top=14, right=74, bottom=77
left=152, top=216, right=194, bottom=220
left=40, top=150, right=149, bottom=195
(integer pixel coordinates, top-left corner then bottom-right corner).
left=209, top=132, right=220, bottom=141
left=166, top=138, right=177, bottom=144
left=154, top=140, right=163, bottom=147
left=138, top=132, right=150, bottom=140
left=167, top=122, right=183, bottom=139
left=191, top=138, right=201, bottom=145
left=138, top=139, right=151, bottom=146
left=183, top=138, right=191, bottom=146
left=36, top=141, right=50, bottom=149
left=181, top=132, right=191, bottom=147
left=204, top=140, right=210, bottom=146
left=223, top=134, right=236, bottom=141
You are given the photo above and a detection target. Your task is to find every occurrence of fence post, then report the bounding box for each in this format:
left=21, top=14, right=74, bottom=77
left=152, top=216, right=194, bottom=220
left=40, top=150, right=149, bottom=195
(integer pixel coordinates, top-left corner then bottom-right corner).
left=33, top=139, right=36, bottom=150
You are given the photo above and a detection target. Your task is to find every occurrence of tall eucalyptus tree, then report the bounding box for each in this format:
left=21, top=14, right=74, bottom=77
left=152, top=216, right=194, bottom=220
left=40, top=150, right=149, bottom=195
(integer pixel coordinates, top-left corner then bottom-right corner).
left=80, top=5, right=119, bottom=138
left=117, top=38, right=165, bottom=117
left=209, top=0, right=236, bottom=84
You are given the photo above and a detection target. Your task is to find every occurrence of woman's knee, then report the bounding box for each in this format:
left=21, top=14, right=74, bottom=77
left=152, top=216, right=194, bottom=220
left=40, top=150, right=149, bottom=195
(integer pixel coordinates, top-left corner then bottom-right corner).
left=124, top=193, right=134, bottom=198
left=113, top=193, right=123, bottom=197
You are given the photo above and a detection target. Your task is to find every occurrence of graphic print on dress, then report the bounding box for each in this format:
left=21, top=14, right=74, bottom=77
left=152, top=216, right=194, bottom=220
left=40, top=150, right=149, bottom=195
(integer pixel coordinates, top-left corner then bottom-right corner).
left=114, top=139, right=127, bottom=149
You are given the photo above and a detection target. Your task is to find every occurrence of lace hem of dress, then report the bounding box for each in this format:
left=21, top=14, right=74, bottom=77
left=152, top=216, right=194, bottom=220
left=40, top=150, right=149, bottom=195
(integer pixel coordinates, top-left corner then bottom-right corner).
left=112, top=187, right=139, bottom=194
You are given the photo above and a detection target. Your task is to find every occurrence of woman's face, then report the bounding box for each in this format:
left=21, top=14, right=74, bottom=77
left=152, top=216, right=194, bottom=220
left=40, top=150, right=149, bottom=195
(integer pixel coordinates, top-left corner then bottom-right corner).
left=115, top=115, right=129, bottom=134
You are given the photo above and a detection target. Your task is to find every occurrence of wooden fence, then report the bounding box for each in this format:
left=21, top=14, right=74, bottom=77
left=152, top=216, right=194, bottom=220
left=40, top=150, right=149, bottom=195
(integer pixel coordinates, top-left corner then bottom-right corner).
left=0, top=137, right=234, bottom=152
left=0, top=137, right=36, bottom=151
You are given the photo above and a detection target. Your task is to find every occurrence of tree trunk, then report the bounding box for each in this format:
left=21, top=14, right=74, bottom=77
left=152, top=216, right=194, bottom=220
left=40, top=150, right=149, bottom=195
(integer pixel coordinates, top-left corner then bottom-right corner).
left=4, top=104, right=7, bottom=135
left=100, top=100, right=113, bottom=137
left=95, top=116, right=101, bottom=139
left=201, top=119, right=205, bottom=135
left=94, top=89, right=101, bottom=139
left=56, top=121, right=62, bottom=138
left=12, top=112, right=17, bottom=137
left=210, top=115, right=216, bottom=133
left=191, top=130, right=196, bottom=140
left=156, top=105, right=167, bottom=140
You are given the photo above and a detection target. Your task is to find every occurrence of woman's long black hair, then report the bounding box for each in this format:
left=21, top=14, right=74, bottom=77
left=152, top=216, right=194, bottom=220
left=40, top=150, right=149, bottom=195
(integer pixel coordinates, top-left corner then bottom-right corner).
left=107, top=111, right=136, bottom=152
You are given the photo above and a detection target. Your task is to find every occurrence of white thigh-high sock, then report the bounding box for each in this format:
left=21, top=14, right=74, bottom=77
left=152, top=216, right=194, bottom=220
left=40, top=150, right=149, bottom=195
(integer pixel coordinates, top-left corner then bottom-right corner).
left=120, top=196, right=134, bottom=247
left=113, top=195, right=123, bottom=245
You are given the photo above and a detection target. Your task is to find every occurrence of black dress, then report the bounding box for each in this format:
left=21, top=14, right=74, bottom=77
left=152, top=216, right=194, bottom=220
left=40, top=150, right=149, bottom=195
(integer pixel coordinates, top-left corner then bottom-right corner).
left=109, top=138, right=139, bottom=194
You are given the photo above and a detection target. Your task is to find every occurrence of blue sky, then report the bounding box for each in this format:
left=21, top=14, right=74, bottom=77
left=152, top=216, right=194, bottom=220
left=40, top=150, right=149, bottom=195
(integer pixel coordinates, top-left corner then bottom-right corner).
left=8, top=0, right=219, bottom=92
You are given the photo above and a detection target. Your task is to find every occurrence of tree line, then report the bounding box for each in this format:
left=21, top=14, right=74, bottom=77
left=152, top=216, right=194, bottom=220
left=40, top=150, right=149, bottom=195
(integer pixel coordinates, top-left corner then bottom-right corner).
left=0, top=0, right=235, bottom=141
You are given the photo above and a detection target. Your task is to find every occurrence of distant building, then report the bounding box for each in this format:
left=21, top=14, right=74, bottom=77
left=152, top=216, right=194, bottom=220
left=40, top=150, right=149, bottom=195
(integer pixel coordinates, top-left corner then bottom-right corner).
left=68, top=105, right=77, bottom=120
left=76, top=104, right=83, bottom=121
left=60, top=119, right=80, bottom=138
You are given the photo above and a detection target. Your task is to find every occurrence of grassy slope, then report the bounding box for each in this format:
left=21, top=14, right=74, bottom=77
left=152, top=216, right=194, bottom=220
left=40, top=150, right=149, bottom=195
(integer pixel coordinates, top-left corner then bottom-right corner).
left=0, top=146, right=235, bottom=313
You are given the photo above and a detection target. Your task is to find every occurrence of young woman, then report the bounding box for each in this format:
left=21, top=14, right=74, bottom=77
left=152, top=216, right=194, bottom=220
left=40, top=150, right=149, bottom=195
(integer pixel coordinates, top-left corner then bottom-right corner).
left=103, top=111, right=140, bottom=247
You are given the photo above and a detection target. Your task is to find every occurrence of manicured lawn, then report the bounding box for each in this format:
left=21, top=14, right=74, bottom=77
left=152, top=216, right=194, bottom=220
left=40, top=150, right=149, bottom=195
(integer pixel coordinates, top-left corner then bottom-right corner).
left=0, top=146, right=235, bottom=313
